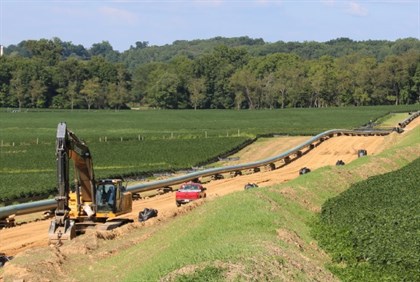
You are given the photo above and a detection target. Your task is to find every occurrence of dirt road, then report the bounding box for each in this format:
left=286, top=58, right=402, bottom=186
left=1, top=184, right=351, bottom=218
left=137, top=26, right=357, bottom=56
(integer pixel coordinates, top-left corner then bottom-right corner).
left=1, top=119, right=418, bottom=258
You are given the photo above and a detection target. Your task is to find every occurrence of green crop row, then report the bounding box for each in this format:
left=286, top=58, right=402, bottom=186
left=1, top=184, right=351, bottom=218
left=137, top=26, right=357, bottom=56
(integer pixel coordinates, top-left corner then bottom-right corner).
left=313, top=157, right=420, bottom=281
left=0, top=137, right=248, bottom=204
left=1, top=105, right=418, bottom=143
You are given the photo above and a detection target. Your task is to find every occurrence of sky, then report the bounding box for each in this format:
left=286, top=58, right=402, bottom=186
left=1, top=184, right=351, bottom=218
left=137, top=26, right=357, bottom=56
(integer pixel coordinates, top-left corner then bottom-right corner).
left=0, top=0, right=419, bottom=52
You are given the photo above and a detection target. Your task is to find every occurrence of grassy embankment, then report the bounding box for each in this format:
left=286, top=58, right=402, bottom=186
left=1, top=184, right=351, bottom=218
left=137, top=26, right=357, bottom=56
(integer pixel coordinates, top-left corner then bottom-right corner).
left=374, top=112, right=411, bottom=128
left=7, top=115, right=418, bottom=281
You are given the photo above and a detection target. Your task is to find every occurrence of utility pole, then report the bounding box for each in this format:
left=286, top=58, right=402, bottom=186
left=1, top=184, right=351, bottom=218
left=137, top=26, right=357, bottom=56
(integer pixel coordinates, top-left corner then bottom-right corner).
left=0, top=45, right=3, bottom=57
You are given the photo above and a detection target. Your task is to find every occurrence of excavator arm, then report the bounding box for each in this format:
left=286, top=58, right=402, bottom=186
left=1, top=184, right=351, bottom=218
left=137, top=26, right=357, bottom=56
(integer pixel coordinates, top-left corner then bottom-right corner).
left=66, top=127, right=96, bottom=208
left=53, top=123, right=70, bottom=227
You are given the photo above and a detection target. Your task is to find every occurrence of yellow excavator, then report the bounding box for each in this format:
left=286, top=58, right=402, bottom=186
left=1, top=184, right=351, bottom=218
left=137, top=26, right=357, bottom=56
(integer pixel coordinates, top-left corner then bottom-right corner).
left=48, top=122, right=133, bottom=242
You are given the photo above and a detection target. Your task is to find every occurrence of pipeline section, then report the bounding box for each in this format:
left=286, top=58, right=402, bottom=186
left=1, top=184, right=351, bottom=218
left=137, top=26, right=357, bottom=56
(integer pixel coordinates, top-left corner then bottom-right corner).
left=0, top=199, right=56, bottom=222
left=126, top=128, right=390, bottom=193
left=398, top=111, right=420, bottom=128
left=1, top=111, right=419, bottom=221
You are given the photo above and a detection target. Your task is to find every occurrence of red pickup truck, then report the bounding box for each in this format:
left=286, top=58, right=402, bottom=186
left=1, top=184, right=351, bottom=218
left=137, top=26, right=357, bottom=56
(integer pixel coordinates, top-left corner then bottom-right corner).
left=175, top=182, right=207, bottom=207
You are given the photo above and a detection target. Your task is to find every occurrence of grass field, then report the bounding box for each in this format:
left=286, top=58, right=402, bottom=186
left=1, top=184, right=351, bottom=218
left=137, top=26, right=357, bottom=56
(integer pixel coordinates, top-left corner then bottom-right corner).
left=0, top=105, right=418, bottom=204
left=375, top=112, right=411, bottom=128
left=1, top=105, right=417, bottom=141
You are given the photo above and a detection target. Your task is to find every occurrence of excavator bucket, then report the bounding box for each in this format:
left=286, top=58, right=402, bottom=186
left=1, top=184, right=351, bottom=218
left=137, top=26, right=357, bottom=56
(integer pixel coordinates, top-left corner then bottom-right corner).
left=48, top=219, right=76, bottom=242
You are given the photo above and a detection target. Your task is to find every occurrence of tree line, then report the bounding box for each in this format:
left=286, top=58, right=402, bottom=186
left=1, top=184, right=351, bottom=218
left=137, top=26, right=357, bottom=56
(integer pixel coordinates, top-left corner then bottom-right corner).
left=0, top=37, right=419, bottom=110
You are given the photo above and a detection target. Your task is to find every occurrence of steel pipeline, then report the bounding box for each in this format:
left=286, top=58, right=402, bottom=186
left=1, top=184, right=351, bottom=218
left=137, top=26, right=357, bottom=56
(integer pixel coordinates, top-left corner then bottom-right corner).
left=126, top=128, right=391, bottom=193
left=398, top=111, right=420, bottom=128
left=1, top=111, right=419, bottom=221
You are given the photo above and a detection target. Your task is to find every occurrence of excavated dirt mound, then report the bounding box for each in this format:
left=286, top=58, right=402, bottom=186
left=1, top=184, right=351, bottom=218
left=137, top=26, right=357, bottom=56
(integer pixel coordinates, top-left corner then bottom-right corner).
left=1, top=118, right=418, bottom=280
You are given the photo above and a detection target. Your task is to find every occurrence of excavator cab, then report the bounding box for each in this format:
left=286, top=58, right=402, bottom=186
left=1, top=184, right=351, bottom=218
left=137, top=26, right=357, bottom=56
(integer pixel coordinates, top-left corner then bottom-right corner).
left=96, top=179, right=124, bottom=214
left=96, top=181, right=116, bottom=212
left=93, top=178, right=133, bottom=232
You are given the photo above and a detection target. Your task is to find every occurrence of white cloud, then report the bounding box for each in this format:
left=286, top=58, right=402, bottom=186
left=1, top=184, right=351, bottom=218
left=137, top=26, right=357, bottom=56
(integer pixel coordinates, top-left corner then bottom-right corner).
left=254, top=0, right=284, bottom=6
left=321, top=0, right=336, bottom=7
left=347, top=1, right=368, bottom=16
left=192, top=0, right=224, bottom=7
left=98, top=6, right=138, bottom=24
left=255, top=0, right=271, bottom=5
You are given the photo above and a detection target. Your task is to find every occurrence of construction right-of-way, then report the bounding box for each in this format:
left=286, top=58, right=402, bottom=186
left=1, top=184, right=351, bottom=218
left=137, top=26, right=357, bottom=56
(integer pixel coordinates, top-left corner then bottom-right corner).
left=0, top=112, right=419, bottom=259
